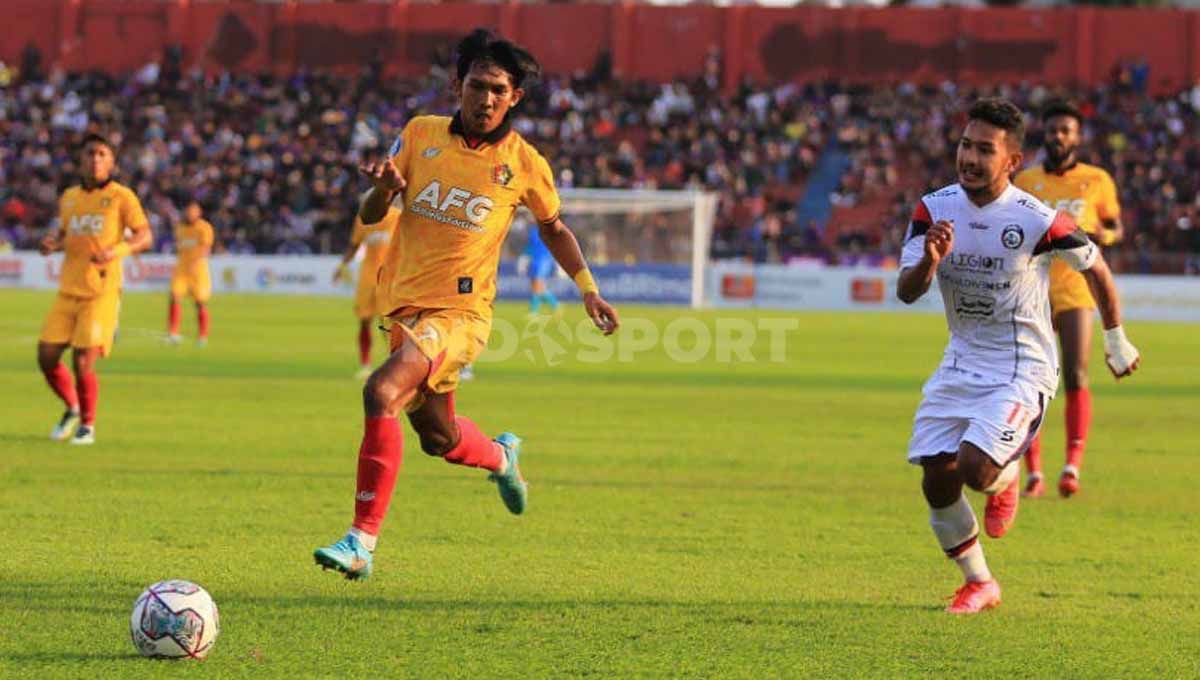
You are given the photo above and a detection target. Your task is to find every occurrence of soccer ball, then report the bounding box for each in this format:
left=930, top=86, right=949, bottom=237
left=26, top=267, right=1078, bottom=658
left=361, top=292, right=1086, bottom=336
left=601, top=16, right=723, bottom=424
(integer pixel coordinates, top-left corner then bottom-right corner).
left=129, top=580, right=220, bottom=660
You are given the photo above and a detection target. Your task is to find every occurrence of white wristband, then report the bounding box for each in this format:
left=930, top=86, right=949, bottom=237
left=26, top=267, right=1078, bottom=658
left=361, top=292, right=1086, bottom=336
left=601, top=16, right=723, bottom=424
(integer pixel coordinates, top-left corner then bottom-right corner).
left=1103, top=325, right=1139, bottom=375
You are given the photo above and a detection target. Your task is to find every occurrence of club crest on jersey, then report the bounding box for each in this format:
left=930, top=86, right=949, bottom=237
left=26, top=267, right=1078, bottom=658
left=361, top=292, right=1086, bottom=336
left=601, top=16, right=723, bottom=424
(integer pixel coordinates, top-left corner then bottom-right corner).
left=422, top=147, right=441, bottom=159
left=492, top=163, right=514, bottom=188
left=100, top=198, right=112, bottom=208
left=1001, top=224, right=1024, bottom=250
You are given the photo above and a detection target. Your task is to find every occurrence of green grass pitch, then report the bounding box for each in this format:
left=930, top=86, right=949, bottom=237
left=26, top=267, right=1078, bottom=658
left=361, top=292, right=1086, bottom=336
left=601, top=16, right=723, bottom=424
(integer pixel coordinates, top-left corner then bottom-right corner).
left=1, top=289, right=1197, bottom=678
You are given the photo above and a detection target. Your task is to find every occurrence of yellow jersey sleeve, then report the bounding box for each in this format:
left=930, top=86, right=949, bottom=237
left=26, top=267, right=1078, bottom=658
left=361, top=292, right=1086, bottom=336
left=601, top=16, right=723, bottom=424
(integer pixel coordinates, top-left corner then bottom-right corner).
left=1096, top=171, right=1120, bottom=222
left=521, top=150, right=561, bottom=225
left=120, top=188, right=149, bottom=231
left=388, top=122, right=418, bottom=185
left=200, top=220, right=215, bottom=250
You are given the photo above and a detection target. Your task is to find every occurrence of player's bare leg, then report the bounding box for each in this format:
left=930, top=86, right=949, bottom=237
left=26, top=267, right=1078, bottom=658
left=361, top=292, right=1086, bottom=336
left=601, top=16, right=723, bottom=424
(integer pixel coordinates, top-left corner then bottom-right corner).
left=38, top=341, right=79, bottom=440
left=1056, top=308, right=1093, bottom=497
left=195, top=302, right=209, bottom=347
left=922, top=451, right=1001, bottom=614
left=68, top=347, right=101, bottom=445
left=167, top=295, right=182, bottom=344
left=315, top=336, right=427, bottom=579
left=408, top=392, right=525, bottom=514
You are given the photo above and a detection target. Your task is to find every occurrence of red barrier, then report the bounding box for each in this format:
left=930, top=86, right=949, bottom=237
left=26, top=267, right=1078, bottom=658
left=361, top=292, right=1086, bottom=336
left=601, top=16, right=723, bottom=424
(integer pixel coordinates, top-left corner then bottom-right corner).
left=1, top=1, right=1196, bottom=93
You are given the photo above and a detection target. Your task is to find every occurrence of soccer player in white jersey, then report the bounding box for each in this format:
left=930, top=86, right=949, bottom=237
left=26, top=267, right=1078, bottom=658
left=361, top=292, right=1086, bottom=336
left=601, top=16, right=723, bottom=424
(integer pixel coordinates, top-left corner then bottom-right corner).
left=897, top=98, right=1141, bottom=614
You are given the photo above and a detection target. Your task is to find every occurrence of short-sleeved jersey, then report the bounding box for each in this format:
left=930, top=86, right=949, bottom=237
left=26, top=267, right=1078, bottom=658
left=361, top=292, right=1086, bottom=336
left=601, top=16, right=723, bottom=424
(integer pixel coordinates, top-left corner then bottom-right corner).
left=57, top=181, right=148, bottom=298
left=175, top=219, right=214, bottom=267
left=351, top=207, right=400, bottom=276
left=1013, top=162, right=1120, bottom=239
left=900, top=183, right=1098, bottom=397
left=376, top=114, right=562, bottom=317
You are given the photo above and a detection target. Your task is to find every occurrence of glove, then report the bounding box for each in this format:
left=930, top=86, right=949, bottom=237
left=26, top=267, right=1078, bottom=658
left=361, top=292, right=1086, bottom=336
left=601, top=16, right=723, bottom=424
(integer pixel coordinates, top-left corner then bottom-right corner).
left=1103, top=326, right=1140, bottom=377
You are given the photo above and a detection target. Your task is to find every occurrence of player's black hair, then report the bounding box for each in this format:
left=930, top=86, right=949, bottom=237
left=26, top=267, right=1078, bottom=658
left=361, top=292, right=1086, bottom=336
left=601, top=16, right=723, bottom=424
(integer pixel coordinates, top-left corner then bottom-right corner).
left=1041, top=99, right=1084, bottom=126
left=80, top=132, right=116, bottom=153
left=455, top=28, right=541, bottom=90
left=967, top=98, right=1025, bottom=149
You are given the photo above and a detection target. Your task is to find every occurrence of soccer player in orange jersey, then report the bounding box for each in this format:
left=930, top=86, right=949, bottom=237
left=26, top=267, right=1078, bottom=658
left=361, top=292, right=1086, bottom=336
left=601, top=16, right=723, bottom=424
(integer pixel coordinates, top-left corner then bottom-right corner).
left=1013, top=101, right=1126, bottom=498
left=168, top=201, right=215, bottom=346
left=333, top=201, right=400, bottom=379
left=314, top=29, right=619, bottom=580
left=37, top=133, right=152, bottom=445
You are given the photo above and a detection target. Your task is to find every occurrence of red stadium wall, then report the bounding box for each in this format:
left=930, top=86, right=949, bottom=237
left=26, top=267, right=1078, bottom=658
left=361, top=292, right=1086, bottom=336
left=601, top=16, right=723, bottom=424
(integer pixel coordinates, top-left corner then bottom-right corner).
left=2, top=1, right=1198, bottom=93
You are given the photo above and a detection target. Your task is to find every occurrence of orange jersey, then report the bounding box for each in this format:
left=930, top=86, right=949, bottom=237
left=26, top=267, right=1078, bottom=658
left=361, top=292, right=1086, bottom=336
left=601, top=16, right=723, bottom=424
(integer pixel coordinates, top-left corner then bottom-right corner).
left=175, top=219, right=214, bottom=267
left=57, top=181, right=148, bottom=298
left=351, top=207, right=400, bottom=280
left=1013, top=162, right=1120, bottom=240
left=376, top=114, right=561, bottom=317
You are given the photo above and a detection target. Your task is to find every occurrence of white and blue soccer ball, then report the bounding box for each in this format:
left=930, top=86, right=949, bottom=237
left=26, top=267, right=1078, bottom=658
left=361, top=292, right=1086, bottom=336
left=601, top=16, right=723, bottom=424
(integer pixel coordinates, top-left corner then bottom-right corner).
left=130, top=580, right=220, bottom=660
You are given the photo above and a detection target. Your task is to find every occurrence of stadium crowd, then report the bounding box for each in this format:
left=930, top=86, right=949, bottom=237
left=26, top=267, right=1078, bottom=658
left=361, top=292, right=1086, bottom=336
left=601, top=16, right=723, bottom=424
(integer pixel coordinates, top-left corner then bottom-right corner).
left=2, top=50, right=1199, bottom=272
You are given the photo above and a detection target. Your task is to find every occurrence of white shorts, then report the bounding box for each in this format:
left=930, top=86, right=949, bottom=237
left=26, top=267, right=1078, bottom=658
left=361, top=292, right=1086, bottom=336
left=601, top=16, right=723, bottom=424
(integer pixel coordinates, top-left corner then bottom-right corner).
left=907, top=367, right=1047, bottom=467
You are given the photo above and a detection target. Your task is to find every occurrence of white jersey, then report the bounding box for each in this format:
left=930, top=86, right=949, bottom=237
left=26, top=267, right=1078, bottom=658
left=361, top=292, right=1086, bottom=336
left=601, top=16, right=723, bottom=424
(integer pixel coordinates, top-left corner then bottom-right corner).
left=901, top=183, right=1098, bottom=397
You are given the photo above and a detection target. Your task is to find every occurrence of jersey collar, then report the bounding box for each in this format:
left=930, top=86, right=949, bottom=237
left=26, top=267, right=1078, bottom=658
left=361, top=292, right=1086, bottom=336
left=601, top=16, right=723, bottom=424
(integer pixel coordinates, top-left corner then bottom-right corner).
left=1042, top=160, right=1078, bottom=176
left=449, top=111, right=512, bottom=150
left=81, top=178, right=113, bottom=192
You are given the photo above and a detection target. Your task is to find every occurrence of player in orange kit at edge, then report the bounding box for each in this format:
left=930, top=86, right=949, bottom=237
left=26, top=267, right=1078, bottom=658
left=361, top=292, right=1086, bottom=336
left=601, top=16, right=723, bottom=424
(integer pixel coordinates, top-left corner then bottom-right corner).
left=1013, top=101, right=1126, bottom=499
left=168, top=201, right=215, bottom=346
left=37, top=133, right=153, bottom=445
left=314, top=29, right=620, bottom=580
left=333, top=199, right=400, bottom=379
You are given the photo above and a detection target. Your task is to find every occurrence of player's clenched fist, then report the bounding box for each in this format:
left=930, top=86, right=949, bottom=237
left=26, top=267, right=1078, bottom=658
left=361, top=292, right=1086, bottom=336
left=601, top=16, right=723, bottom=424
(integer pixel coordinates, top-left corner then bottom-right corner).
left=924, top=220, right=954, bottom=264
left=358, top=158, right=406, bottom=194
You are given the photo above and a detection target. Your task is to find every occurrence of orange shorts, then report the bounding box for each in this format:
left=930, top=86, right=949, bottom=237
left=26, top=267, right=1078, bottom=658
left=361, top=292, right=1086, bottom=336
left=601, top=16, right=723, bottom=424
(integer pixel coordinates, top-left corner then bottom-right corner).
left=385, top=307, right=490, bottom=407
left=39, top=291, right=121, bottom=357
left=171, top=264, right=212, bottom=303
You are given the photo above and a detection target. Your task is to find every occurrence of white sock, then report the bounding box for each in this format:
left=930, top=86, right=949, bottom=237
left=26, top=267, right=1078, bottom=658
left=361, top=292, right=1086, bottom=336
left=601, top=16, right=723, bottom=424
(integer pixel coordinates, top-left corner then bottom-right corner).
left=348, top=527, right=377, bottom=552
left=1063, top=464, right=1080, bottom=479
left=1027, top=471, right=1043, bottom=481
left=930, top=494, right=991, bottom=582
left=954, top=542, right=992, bottom=583
left=983, top=461, right=1019, bottom=495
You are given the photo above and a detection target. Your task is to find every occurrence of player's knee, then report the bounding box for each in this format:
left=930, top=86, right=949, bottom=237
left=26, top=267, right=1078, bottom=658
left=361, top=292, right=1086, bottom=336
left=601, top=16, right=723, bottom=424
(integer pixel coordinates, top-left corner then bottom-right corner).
left=957, top=452, right=998, bottom=492
left=362, top=373, right=400, bottom=414
left=36, top=346, right=59, bottom=373
left=1063, top=365, right=1088, bottom=390
left=416, top=429, right=455, bottom=457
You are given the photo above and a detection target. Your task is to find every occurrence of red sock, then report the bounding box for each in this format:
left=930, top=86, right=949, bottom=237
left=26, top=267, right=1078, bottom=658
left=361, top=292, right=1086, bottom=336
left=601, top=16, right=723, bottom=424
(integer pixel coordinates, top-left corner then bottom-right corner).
left=197, top=306, right=210, bottom=339
left=1065, top=388, right=1091, bottom=469
left=352, top=416, right=403, bottom=536
left=77, top=371, right=98, bottom=426
left=358, top=324, right=371, bottom=366
left=1024, top=433, right=1042, bottom=475
left=444, top=416, right=503, bottom=471
left=168, top=301, right=181, bottom=335
left=43, top=364, right=79, bottom=411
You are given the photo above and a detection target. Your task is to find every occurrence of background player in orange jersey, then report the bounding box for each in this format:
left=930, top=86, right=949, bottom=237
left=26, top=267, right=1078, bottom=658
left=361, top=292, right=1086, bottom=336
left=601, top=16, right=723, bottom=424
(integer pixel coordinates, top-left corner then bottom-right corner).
left=314, top=29, right=619, bottom=580
left=168, top=201, right=214, bottom=346
left=1014, top=101, right=1127, bottom=498
left=333, top=199, right=400, bottom=379
left=37, top=133, right=152, bottom=445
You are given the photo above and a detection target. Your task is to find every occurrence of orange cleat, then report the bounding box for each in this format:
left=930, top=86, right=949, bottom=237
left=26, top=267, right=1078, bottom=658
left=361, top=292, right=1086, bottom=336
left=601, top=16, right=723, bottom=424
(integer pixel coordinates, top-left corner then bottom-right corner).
left=1022, top=474, right=1045, bottom=498
left=946, top=579, right=1002, bottom=614
left=1058, top=470, right=1080, bottom=498
left=985, top=477, right=1020, bottom=538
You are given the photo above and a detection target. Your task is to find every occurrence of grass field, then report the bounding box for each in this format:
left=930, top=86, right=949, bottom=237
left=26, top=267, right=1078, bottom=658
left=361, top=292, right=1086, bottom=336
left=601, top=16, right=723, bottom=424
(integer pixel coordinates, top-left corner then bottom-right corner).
left=1, top=289, right=1197, bottom=678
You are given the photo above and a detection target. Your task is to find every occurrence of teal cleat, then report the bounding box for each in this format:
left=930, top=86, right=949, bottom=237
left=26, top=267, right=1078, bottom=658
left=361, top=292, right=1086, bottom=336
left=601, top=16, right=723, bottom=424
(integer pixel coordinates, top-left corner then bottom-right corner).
left=489, top=433, right=527, bottom=515
left=313, top=534, right=373, bottom=580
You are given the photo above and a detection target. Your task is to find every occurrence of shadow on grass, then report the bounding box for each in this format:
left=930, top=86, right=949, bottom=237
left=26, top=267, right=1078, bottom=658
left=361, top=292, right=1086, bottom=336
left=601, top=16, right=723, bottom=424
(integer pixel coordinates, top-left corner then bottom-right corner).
left=4, top=651, right=141, bottom=662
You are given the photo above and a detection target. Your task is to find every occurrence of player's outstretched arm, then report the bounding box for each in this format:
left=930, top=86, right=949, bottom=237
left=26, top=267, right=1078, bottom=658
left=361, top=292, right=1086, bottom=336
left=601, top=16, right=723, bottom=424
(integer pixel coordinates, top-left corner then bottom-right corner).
left=358, top=159, right=405, bottom=225
left=897, top=220, right=953, bottom=304
left=538, top=218, right=619, bottom=335
left=1081, top=256, right=1140, bottom=378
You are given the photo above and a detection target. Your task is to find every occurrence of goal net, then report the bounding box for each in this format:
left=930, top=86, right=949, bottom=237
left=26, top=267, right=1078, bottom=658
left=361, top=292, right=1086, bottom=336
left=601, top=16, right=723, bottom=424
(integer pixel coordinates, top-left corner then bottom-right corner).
left=503, top=188, right=718, bottom=308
